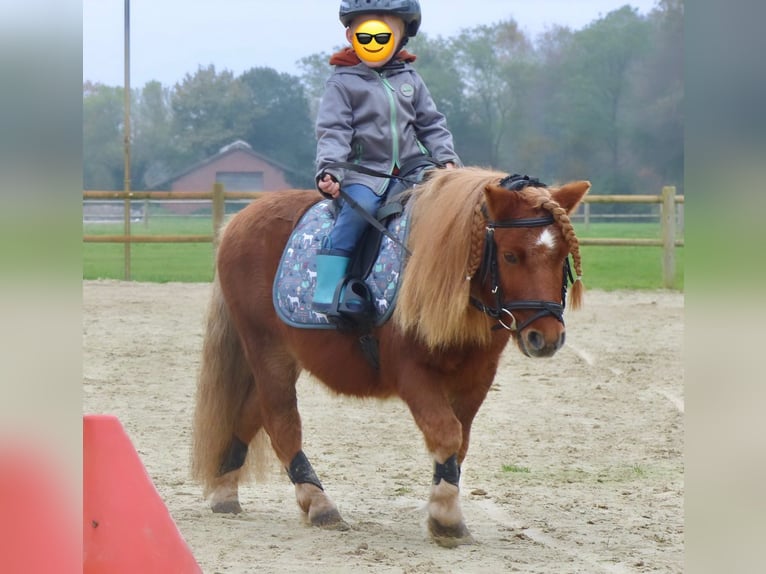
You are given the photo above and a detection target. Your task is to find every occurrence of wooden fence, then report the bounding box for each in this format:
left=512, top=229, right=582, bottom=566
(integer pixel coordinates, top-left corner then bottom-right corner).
left=83, top=184, right=684, bottom=287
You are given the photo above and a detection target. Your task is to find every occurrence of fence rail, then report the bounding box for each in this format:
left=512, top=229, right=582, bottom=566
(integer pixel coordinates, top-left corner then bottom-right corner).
left=83, top=184, right=684, bottom=287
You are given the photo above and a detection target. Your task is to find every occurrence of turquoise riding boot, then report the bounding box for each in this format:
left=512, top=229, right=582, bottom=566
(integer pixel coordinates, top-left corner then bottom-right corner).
left=312, top=254, right=350, bottom=313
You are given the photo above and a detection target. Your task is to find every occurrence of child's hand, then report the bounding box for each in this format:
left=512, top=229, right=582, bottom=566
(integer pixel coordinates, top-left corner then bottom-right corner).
left=318, top=173, right=341, bottom=198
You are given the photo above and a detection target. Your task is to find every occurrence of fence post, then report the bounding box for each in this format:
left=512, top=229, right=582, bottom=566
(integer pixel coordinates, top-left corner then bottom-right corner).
left=212, top=183, right=225, bottom=248
left=677, top=201, right=684, bottom=236
left=661, top=186, right=677, bottom=288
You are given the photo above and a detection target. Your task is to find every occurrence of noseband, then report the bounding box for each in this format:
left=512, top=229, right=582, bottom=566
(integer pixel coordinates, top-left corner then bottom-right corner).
left=469, top=174, right=574, bottom=333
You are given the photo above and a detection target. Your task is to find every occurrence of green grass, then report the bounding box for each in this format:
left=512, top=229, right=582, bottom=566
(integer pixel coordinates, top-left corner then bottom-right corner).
left=83, top=242, right=215, bottom=282
left=83, top=217, right=216, bottom=282
left=501, top=463, right=531, bottom=474
left=575, top=221, right=684, bottom=291
left=83, top=217, right=684, bottom=289
left=631, top=463, right=647, bottom=477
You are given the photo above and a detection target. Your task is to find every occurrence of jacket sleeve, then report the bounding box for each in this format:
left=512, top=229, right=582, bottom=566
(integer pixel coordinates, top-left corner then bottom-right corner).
left=411, top=73, right=462, bottom=167
left=314, top=78, right=353, bottom=195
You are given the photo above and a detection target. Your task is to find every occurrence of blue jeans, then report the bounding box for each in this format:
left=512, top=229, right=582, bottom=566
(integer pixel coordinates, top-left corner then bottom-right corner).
left=323, top=183, right=388, bottom=256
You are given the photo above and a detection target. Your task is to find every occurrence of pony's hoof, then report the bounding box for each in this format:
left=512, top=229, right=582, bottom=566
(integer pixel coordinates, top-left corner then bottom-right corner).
left=428, top=517, right=475, bottom=548
left=211, top=500, right=243, bottom=514
left=310, top=508, right=350, bottom=531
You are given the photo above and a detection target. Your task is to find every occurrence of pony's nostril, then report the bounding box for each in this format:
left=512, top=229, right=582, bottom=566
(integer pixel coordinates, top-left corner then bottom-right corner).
left=559, top=331, right=566, bottom=348
left=527, top=330, right=544, bottom=351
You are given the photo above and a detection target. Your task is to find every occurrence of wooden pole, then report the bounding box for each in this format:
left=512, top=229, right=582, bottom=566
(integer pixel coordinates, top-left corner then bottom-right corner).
left=661, top=186, right=677, bottom=288
left=122, top=0, right=132, bottom=280
left=212, top=182, right=225, bottom=248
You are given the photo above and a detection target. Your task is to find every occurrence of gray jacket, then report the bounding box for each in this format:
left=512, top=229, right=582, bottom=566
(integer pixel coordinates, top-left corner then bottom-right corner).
left=315, top=57, right=461, bottom=196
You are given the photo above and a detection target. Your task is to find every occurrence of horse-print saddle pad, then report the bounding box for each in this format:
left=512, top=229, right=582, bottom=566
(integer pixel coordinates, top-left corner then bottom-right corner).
left=273, top=199, right=411, bottom=329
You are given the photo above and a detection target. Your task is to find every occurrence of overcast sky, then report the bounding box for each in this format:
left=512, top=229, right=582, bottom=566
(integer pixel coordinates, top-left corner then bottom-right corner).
left=83, top=0, right=659, bottom=88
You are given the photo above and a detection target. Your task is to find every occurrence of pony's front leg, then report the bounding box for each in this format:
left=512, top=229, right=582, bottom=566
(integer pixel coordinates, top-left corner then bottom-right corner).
left=402, top=386, right=475, bottom=547
left=286, top=450, right=349, bottom=530
left=427, top=454, right=474, bottom=547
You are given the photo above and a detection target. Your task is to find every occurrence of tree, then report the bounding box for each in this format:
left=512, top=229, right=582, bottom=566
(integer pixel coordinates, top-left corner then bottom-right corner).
left=169, top=65, right=249, bottom=167
left=297, top=52, right=334, bottom=123
left=627, top=0, right=684, bottom=192
left=406, top=33, right=474, bottom=161
left=450, top=20, right=534, bottom=168
left=238, top=67, right=315, bottom=187
left=83, top=82, right=124, bottom=190
left=543, top=7, right=652, bottom=193
left=132, top=81, right=175, bottom=189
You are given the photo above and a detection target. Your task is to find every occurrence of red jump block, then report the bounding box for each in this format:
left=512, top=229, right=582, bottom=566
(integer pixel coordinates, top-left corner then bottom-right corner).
left=83, top=414, right=201, bottom=573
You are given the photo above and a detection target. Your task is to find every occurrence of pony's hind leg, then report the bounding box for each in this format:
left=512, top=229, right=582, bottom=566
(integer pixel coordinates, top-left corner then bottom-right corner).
left=286, top=451, right=348, bottom=529
left=208, top=386, right=264, bottom=514
left=192, top=276, right=263, bottom=515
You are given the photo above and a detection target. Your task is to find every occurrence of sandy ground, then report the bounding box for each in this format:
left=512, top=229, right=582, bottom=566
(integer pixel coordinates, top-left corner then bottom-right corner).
left=83, top=280, right=683, bottom=573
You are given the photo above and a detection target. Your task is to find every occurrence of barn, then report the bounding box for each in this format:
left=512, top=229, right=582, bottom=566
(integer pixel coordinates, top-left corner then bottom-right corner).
left=154, top=140, right=293, bottom=214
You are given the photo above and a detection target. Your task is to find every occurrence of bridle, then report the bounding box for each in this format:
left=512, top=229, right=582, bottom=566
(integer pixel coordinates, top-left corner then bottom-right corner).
left=469, top=174, right=575, bottom=333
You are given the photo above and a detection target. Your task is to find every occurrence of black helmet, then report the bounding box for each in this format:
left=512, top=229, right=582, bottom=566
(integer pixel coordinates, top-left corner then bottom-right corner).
left=339, top=0, right=421, bottom=38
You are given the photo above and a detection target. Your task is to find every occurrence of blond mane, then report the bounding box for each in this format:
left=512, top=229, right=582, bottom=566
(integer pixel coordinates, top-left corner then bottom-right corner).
left=393, top=167, right=506, bottom=350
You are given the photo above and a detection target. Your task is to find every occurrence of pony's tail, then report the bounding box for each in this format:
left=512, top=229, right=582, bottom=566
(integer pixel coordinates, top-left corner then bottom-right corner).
left=191, top=274, right=255, bottom=495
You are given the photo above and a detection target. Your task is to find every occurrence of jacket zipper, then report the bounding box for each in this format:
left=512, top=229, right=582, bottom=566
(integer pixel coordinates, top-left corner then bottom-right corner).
left=379, top=73, right=399, bottom=195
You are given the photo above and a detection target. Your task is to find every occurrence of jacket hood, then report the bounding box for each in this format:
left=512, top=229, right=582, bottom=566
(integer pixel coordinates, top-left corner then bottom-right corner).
left=329, top=46, right=417, bottom=67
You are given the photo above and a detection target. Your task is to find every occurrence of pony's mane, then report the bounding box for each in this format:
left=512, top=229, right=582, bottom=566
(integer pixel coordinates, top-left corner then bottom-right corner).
left=393, top=167, right=506, bottom=349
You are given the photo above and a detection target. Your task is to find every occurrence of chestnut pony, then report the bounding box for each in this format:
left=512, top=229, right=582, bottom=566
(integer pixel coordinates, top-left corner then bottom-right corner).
left=191, top=167, right=590, bottom=547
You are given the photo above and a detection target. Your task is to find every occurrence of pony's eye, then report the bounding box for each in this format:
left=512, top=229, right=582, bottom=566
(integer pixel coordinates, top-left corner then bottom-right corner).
left=503, top=252, right=519, bottom=264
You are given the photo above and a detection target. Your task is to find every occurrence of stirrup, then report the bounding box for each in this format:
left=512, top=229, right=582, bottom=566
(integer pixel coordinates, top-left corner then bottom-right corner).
left=324, top=278, right=374, bottom=330
left=337, top=279, right=374, bottom=318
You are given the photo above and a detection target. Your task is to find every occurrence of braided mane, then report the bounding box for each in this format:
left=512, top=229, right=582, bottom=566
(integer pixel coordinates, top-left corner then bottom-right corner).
left=525, top=187, right=584, bottom=310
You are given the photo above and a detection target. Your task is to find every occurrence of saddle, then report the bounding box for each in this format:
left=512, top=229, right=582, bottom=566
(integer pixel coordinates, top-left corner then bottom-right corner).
left=273, top=158, right=439, bottom=334
left=272, top=190, right=412, bottom=332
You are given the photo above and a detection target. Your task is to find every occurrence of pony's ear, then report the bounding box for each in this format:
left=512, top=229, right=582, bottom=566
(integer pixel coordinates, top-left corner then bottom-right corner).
left=483, top=183, right=526, bottom=218
left=552, top=181, right=591, bottom=214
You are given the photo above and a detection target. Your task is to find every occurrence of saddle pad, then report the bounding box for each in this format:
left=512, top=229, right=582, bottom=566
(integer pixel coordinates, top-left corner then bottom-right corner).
left=273, top=199, right=411, bottom=329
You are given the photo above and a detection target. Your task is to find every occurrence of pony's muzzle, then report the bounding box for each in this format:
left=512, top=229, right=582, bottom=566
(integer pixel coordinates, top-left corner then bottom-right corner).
left=520, top=327, right=565, bottom=358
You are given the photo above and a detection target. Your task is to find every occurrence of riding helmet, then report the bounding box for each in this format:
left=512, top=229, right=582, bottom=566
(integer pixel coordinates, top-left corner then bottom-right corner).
left=339, top=0, right=422, bottom=38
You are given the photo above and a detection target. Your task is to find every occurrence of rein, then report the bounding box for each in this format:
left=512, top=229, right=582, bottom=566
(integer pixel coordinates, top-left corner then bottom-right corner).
left=470, top=174, right=574, bottom=333
left=320, top=158, right=445, bottom=256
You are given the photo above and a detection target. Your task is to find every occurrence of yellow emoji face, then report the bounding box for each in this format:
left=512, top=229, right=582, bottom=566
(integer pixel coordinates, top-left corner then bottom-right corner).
left=351, top=19, right=395, bottom=66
